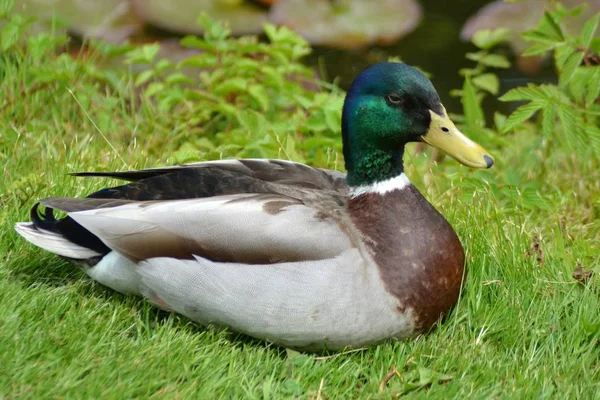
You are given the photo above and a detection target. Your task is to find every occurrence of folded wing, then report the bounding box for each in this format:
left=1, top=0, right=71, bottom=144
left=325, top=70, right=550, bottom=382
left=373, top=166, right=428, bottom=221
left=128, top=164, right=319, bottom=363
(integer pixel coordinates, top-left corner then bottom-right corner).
left=64, top=193, right=353, bottom=264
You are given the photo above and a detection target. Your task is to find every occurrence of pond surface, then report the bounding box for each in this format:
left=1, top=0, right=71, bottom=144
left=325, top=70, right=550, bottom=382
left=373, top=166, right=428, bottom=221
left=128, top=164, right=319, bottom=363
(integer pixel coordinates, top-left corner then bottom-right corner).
left=308, top=0, right=552, bottom=115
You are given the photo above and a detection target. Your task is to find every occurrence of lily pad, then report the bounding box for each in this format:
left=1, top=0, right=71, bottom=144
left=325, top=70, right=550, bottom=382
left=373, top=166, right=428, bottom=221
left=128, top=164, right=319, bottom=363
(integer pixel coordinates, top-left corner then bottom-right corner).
left=131, top=0, right=268, bottom=35
left=12, top=0, right=141, bottom=42
left=269, top=0, right=422, bottom=49
left=461, top=0, right=600, bottom=54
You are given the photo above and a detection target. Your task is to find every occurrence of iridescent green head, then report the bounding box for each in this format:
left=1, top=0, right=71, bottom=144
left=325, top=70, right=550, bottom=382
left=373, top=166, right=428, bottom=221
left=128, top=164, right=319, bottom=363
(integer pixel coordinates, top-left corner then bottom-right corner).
left=341, top=62, right=493, bottom=186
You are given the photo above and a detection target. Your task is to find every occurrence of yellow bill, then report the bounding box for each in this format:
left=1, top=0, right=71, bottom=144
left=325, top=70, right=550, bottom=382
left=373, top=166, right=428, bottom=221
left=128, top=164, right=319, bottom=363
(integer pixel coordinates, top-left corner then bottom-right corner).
left=421, top=107, right=494, bottom=169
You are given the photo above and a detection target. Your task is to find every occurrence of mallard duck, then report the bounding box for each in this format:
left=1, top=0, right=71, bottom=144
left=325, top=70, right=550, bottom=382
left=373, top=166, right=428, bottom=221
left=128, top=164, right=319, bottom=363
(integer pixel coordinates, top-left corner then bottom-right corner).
left=15, top=62, right=493, bottom=351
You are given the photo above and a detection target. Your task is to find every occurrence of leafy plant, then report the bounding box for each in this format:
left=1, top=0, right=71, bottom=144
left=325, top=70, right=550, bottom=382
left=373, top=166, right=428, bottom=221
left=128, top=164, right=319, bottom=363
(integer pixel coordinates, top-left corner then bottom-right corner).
left=0, top=8, right=345, bottom=170
left=121, top=14, right=345, bottom=166
left=436, top=1, right=600, bottom=261
left=500, top=3, right=600, bottom=160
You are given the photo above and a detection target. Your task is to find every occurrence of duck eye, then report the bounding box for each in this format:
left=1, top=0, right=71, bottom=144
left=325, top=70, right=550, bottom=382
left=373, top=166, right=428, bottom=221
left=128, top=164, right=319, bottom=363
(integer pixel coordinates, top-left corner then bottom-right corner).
left=386, top=94, right=403, bottom=105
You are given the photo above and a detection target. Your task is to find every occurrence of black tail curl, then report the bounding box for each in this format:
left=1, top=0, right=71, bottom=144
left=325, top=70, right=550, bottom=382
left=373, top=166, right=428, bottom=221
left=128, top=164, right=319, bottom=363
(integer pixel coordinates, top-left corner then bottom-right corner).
left=30, top=203, right=110, bottom=255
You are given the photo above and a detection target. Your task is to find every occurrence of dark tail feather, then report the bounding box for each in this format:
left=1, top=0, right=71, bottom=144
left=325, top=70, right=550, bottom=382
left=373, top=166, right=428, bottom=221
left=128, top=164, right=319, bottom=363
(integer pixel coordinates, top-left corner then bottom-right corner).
left=30, top=202, right=111, bottom=255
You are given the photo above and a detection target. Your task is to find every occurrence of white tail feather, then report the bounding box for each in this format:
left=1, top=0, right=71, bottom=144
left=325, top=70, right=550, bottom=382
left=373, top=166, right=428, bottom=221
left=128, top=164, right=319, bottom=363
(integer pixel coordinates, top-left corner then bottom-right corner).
left=14, top=222, right=102, bottom=259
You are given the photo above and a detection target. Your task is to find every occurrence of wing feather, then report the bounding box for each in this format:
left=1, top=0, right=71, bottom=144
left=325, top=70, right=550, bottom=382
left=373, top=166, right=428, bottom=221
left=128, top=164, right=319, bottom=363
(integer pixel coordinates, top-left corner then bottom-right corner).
left=67, top=194, right=353, bottom=263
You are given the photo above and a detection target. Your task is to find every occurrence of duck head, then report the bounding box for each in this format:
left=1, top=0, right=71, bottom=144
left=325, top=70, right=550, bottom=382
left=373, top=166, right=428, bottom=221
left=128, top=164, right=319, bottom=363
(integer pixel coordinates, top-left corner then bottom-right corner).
left=341, top=62, right=493, bottom=187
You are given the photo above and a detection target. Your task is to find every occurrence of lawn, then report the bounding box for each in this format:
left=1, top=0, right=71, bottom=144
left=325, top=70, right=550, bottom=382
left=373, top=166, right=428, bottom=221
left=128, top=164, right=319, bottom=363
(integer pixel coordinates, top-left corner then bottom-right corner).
left=1, top=11, right=600, bottom=400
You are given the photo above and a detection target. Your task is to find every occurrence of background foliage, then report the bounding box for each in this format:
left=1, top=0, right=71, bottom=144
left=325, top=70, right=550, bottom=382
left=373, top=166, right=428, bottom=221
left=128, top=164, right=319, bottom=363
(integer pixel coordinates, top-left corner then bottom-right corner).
left=1, top=0, right=599, bottom=398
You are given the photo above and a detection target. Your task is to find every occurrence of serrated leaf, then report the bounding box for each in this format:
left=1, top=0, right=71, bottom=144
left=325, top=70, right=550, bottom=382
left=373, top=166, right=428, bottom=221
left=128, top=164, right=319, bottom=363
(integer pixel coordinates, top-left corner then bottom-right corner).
left=462, top=78, right=485, bottom=127
left=479, top=54, right=511, bottom=68
left=568, top=68, right=589, bottom=104
left=500, top=84, right=546, bottom=102
left=472, top=28, right=511, bottom=50
left=557, top=105, right=583, bottom=150
left=541, top=104, right=555, bottom=138
left=538, top=84, right=565, bottom=101
left=237, top=110, right=268, bottom=138
left=541, top=11, right=564, bottom=41
left=248, top=84, right=269, bottom=111
left=554, top=45, right=574, bottom=70
left=472, top=73, right=500, bottom=95
left=465, top=51, right=485, bottom=62
left=502, top=101, right=543, bottom=133
left=466, top=52, right=510, bottom=69
left=521, top=30, right=558, bottom=45
left=585, top=66, right=600, bottom=106
left=522, top=42, right=555, bottom=56
left=587, top=125, right=600, bottom=160
left=580, top=14, right=599, bottom=50
left=558, top=50, right=584, bottom=88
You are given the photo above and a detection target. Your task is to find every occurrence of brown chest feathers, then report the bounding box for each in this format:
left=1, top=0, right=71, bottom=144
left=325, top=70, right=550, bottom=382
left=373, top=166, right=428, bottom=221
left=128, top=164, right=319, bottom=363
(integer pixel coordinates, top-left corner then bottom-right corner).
left=347, top=185, right=465, bottom=331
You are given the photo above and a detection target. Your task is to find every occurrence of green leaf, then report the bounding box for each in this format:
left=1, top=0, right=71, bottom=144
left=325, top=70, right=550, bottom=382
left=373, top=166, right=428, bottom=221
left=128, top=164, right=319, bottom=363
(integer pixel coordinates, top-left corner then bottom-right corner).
left=237, top=110, right=268, bottom=138
left=522, top=42, right=555, bottom=56
left=154, top=59, right=172, bottom=73
left=521, top=30, right=559, bottom=46
left=462, top=78, right=485, bottom=127
left=472, top=28, right=511, bottom=50
left=134, top=70, right=154, bottom=87
left=180, top=35, right=213, bottom=51
left=585, top=66, right=600, bottom=106
left=324, top=106, right=340, bottom=132
left=27, top=33, right=51, bottom=62
left=555, top=3, right=585, bottom=19
left=500, top=84, right=546, bottom=102
left=126, top=43, right=161, bottom=64
left=213, top=78, right=248, bottom=95
left=248, top=84, right=269, bottom=111
left=472, top=73, right=500, bottom=95
left=568, top=68, right=588, bottom=104
left=180, top=53, right=218, bottom=69
left=466, top=53, right=510, bottom=69
left=558, top=50, right=584, bottom=88
left=541, top=104, right=555, bottom=138
left=165, top=72, right=193, bottom=85
left=494, top=112, right=507, bottom=132
left=304, top=114, right=328, bottom=132
left=0, top=0, right=15, bottom=16
left=587, top=126, right=600, bottom=160
left=541, top=11, right=564, bottom=41
left=144, top=82, right=165, bottom=98
left=502, top=101, right=543, bottom=133
left=580, top=14, right=599, bottom=50
left=1, top=14, right=25, bottom=51
left=558, top=105, right=583, bottom=149
left=198, top=13, right=230, bottom=41
left=554, top=45, right=574, bottom=70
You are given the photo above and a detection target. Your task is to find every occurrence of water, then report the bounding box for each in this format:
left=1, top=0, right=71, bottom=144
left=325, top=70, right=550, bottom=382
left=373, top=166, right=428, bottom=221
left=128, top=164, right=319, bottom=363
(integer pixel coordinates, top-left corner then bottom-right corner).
left=307, top=0, right=553, bottom=115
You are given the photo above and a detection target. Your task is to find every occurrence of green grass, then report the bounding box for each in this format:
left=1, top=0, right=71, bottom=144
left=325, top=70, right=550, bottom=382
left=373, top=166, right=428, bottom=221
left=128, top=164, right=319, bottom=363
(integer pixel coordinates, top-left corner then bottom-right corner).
left=2, top=31, right=600, bottom=400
